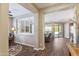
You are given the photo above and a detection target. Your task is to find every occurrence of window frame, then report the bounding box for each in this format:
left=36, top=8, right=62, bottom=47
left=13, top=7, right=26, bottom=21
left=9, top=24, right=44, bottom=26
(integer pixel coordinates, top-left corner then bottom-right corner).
left=16, top=17, right=34, bottom=35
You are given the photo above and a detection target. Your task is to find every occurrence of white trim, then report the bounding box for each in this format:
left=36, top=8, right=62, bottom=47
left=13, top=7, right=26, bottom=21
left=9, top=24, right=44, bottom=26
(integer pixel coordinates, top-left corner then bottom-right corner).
left=33, top=48, right=40, bottom=51
left=39, top=47, right=45, bottom=50
left=64, top=37, right=70, bottom=39
left=15, top=41, right=34, bottom=47
left=17, top=33, right=34, bottom=35
left=15, top=41, right=45, bottom=51
left=34, top=47, right=45, bottom=51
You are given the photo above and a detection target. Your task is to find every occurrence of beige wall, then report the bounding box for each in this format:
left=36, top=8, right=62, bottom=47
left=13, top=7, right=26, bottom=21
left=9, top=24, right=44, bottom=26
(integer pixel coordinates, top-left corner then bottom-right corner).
left=0, top=4, right=9, bottom=56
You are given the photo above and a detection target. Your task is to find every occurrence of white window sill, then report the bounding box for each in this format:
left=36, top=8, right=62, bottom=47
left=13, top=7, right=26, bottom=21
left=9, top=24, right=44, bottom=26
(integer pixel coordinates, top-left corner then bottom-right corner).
left=17, top=33, right=34, bottom=35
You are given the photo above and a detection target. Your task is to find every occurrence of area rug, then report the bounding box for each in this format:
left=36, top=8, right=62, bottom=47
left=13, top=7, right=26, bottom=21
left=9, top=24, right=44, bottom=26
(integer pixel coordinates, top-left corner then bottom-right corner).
left=9, top=44, right=22, bottom=56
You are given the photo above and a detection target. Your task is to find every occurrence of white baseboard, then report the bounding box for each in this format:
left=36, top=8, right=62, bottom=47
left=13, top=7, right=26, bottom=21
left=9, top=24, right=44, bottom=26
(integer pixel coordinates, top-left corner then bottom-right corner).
left=39, top=47, right=45, bottom=50
left=64, top=37, right=70, bottom=39
left=33, top=48, right=40, bottom=51
left=15, top=41, right=34, bottom=47
left=15, top=41, right=45, bottom=51
left=34, top=47, right=45, bottom=51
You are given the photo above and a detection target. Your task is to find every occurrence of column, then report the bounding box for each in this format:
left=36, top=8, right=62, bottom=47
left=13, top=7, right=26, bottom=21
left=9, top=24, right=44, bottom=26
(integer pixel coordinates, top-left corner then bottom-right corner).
left=34, top=11, right=45, bottom=50
left=38, top=11, right=45, bottom=50
left=74, top=4, right=79, bottom=44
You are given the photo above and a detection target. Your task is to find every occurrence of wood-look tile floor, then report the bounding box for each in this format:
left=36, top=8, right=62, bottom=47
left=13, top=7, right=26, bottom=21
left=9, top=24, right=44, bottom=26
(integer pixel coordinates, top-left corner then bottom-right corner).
left=15, top=38, right=70, bottom=56
left=45, top=38, right=70, bottom=56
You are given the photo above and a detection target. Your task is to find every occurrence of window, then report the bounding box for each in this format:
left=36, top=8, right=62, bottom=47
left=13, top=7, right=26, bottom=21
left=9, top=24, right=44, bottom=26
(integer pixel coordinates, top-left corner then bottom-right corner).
left=19, top=20, right=32, bottom=33
left=13, top=16, right=34, bottom=34
left=54, top=24, right=62, bottom=32
left=54, top=24, right=59, bottom=32
left=45, top=26, right=52, bottom=32
left=16, top=17, right=34, bottom=34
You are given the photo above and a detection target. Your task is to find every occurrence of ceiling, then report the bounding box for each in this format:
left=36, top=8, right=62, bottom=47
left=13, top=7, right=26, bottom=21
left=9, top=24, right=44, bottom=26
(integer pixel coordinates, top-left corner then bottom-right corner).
left=33, top=3, right=74, bottom=23
left=9, top=3, right=75, bottom=23
left=9, top=3, right=74, bottom=17
left=45, top=8, right=75, bottom=23
left=33, top=3, right=73, bottom=10
left=34, top=3, right=59, bottom=9
left=9, top=3, right=33, bottom=17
